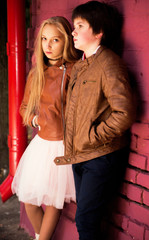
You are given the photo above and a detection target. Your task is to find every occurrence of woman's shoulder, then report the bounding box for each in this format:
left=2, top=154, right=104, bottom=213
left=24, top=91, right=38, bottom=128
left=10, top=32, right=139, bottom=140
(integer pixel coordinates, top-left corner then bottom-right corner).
left=65, top=61, right=76, bottom=68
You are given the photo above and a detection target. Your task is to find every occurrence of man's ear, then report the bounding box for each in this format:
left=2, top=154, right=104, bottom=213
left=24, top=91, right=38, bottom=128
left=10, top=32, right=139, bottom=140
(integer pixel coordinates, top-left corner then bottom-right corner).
left=95, top=32, right=103, bottom=40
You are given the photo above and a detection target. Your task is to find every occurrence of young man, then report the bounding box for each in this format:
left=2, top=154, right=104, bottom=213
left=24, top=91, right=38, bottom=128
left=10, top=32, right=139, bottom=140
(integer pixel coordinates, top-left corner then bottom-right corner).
left=55, top=1, right=135, bottom=239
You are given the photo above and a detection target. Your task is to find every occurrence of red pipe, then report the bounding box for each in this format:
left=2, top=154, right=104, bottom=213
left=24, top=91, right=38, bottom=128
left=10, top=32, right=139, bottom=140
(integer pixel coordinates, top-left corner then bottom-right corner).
left=0, top=0, right=27, bottom=202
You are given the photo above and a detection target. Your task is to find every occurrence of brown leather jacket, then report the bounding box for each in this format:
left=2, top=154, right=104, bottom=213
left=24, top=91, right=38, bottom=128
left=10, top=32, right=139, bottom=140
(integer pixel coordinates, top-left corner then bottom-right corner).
left=54, top=46, right=136, bottom=165
left=20, top=61, right=74, bottom=140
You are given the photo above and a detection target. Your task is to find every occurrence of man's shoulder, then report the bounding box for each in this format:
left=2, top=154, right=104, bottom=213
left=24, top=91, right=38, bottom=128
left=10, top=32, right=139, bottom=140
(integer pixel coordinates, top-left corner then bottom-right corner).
left=96, top=46, right=125, bottom=69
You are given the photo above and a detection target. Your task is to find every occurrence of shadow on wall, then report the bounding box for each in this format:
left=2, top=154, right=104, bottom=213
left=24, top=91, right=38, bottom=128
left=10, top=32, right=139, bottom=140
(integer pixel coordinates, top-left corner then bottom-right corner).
left=97, top=1, right=144, bottom=239
left=105, top=0, right=143, bottom=121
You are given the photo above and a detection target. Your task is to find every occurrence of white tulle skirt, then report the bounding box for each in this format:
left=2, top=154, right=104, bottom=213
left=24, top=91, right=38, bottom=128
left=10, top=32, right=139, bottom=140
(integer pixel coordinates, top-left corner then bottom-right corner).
left=11, top=134, right=76, bottom=209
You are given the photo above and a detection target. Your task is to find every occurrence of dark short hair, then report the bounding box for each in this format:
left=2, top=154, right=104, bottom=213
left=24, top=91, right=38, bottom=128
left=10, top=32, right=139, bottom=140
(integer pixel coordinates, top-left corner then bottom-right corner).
left=72, top=1, right=123, bottom=54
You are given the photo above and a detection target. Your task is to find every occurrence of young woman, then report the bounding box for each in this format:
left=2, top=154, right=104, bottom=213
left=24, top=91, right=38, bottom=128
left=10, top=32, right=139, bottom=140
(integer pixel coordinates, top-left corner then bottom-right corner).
left=11, top=16, right=79, bottom=240
left=54, top=2, right=136, bottom=240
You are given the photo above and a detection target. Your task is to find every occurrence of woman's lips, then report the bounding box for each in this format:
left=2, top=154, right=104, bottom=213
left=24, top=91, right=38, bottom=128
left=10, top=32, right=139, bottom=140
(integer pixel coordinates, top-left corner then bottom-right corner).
left=46, top=51, right=52, bottom=54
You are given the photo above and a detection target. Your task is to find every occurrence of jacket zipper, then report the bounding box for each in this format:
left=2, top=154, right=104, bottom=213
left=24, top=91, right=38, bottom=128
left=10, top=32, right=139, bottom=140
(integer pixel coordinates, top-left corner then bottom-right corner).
left=72, top=75, right=82, bottom=154
left=61, top=64, right=67, bottom=137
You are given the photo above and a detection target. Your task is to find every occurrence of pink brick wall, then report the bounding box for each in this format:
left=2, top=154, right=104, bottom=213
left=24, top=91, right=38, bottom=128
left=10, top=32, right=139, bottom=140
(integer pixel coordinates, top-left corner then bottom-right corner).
left=24, top=0, right=149, bottom=239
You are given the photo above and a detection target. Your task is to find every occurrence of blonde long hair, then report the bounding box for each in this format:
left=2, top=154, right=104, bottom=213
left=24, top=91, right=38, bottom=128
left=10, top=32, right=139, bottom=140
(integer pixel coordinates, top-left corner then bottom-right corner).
left=23, top=16, right=78, bottom=125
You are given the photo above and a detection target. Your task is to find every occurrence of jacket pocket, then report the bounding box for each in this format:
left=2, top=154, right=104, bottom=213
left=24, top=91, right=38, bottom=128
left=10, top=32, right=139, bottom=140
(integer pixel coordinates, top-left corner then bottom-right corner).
left=89, top=126, right=104, bottom=148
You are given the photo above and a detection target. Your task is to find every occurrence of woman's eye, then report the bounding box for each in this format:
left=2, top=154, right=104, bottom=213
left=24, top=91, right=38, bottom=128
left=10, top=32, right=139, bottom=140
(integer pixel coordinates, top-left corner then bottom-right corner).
left=53, top=38, right=59, bottom=42
left=41, top=37, right=46, bottom=41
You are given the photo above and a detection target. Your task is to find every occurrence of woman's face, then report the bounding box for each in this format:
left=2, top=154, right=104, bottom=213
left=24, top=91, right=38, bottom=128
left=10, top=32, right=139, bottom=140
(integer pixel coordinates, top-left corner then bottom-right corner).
left=41, top=24, right=65, bottom=63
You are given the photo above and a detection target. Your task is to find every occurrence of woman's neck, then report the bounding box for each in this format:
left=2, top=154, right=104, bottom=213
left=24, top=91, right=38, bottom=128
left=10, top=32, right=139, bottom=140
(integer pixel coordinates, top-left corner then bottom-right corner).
left=48, top=56, right=62, bottom=66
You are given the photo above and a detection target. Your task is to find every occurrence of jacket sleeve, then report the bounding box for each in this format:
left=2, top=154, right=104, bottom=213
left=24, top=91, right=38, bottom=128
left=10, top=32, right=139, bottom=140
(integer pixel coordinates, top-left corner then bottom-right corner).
left=90, top=57, right=136, bottom=144
left=19, top=73, right=35, bottom=127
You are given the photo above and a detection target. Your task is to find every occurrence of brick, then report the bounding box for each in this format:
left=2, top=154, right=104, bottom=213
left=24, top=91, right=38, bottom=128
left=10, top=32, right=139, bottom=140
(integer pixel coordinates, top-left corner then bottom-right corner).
left=137, top=138, right=149, bottom=154
left=145, top=229, right=149, bottom=240
left=142, top=190, right=149, bottom=207
left=136, top=101, right=149, bottom=123
left=128, top=152, right=147, bottom=170
left=62, top=202, right=76, bottom=221
left=130, top=134, right=138, bottom=152
left=52, top=214, right=79, bottom=240
left=122, top=0, right=149, bottom=21
left=138, top=101, right=149, bottom=123
left=116, top=197, right=130, bottom=214
left=146, top=154, right=149, bottom=171
left=127, top=221, right=144, bottom=240
left=106, top=224, right=131, bottom=240
left=131, top=123, right=149, bottom=138
left=124, top=168, right=139, bottom=183
left=121, top=182, right=142, bottom=203
left=121, top=216, right=129, bottom=231
left=112, top=213, right=128, bottom=231
left=117, top=197, right=149, bottom=227
left=117, top=230, right=132, bottom=240
left=137, top=172, right=149, bottom=189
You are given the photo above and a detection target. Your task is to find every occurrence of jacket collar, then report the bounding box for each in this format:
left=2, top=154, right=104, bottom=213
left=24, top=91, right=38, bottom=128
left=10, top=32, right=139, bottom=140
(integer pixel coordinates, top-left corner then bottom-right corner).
left=69, top=46, right=106, bottom=88
left=44, top=58, right=66, bottom=71
left=76, top=45, right=106, bottom=70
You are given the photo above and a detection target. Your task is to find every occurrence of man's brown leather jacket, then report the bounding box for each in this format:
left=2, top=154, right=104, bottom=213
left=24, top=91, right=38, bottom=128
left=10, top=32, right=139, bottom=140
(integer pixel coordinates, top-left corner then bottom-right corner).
left=54, top=46, right=136, bottom=165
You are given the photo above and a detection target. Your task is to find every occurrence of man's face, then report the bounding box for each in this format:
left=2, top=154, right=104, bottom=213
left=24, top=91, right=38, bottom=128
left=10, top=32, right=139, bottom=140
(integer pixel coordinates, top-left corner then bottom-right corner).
left=72, top=17, right=102, bottom=57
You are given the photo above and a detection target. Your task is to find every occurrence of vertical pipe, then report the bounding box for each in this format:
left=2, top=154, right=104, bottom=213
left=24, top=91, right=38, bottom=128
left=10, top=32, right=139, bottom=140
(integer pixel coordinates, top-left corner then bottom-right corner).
left=0, top=0, right=27, bottom=202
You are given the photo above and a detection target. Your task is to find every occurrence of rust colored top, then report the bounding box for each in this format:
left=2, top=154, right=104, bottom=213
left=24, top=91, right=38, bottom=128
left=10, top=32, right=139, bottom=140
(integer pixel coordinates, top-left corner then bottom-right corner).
left=20, top=61, right=74, bottom=140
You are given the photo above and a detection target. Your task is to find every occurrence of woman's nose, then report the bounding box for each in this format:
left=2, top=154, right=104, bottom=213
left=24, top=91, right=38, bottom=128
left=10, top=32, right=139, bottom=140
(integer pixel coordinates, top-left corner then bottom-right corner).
left=47, top=41, right=52, bottom=48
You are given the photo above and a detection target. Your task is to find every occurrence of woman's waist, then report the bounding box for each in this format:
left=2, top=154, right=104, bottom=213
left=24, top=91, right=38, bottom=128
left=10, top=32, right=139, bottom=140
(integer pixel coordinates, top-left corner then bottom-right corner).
left=37, top=126, right=64, bottom=141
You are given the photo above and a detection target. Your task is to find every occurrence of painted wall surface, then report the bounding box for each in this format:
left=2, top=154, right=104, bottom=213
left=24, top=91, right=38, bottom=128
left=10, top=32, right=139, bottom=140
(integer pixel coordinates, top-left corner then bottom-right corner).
left=22, top=0, right=149, bottom=239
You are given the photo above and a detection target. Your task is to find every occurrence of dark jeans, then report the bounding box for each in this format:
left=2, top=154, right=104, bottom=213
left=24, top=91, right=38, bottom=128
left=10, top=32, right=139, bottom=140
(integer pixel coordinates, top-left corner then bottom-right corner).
left=72, top=148, right=129, bottom=240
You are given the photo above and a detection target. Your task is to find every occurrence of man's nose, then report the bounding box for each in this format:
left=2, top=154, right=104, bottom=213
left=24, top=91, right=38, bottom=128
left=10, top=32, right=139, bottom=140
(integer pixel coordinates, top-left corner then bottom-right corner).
left=72, top=29, right=77, bottom=36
